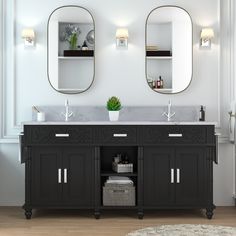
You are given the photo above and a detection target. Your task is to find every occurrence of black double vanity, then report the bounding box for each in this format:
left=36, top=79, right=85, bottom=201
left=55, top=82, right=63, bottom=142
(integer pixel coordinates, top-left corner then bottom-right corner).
left=21, top=123, right=217, bottom=219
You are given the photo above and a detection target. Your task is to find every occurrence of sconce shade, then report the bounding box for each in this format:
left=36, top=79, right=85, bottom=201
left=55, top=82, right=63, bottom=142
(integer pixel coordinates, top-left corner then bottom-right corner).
left=116, top=28, right=129, bottom=39
left=200, top=28, right=214, bottom=48
left=21, top=28, right=35, bottom=47
left=116, top=28, right=128, bottom=49
left=200, top=28, right=214, bottom=39
left=21, top=29, right=35, bottom=39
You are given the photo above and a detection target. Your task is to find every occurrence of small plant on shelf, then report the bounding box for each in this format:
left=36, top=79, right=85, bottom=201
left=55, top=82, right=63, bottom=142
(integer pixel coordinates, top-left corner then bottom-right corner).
left=60, top=24, right=81, bottom=50
left=69, top=33, right=78, bottom=50
left=106, top=96, right=121, bottom=121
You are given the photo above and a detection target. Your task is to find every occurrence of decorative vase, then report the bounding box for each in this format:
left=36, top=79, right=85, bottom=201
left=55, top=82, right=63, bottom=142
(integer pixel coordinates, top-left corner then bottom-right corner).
left=108, top=111, right=119, bottom=121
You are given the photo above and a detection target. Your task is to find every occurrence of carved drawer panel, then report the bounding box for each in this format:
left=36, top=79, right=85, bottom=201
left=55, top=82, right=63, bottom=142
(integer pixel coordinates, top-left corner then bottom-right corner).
left=24, top=125, right=93, bottom=145
left=141, top=126, right=210, bottom=144
left=96, top=126, right=137, bottom=145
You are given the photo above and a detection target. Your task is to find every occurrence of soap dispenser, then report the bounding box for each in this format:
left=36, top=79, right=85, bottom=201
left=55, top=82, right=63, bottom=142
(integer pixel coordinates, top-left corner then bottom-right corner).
left=199, top=106, right=205, bottom=121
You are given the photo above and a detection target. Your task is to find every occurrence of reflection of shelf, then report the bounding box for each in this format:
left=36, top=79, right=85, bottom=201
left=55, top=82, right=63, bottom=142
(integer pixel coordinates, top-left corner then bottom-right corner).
left=146, top=50, right=171, bottom=57
left=58, top=56, right=93, bottom=60
left=101, top=171, right=137, bottom=177
left=64, top=50, right=94, bottom=57
left=57, top=88, right=87, bottom=92
left=153, top=88, right=173, bottom=92
left=147, top=56, right=172, bottom=60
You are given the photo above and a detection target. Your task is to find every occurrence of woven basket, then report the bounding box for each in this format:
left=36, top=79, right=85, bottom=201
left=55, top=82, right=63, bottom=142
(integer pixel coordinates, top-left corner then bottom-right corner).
left=103, top=185, right=135, bottom=206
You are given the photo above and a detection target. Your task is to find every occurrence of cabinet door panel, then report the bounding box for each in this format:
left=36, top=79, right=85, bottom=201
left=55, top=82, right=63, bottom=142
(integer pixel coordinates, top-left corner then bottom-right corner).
left=62, top=147, right=94, bottom=207
left=175, top=148, right=206, bottom=206
left=31, top=147, right=62, bottom=205
left=143, top=148, right=175, bottom=206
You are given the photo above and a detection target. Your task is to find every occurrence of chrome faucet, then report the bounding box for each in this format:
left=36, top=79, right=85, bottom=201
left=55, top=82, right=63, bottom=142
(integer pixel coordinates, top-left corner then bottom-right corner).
left=61, top=99, right=73, bottom=121
left=162, top=100, right=175, bottom=122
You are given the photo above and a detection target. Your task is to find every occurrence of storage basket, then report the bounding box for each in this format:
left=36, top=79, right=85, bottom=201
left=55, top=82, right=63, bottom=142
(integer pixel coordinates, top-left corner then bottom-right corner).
left=103, top=185, right=135, bottom=206
left=112, top=162, right=133, bottom=173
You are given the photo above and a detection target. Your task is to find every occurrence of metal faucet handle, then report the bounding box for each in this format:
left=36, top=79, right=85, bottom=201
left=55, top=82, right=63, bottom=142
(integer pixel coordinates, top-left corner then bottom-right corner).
left=68, top=111, right=73, bottom=118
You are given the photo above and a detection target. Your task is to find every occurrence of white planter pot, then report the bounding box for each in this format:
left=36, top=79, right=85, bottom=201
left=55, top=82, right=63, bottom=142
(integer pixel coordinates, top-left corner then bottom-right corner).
left=108, top=111, right=119, bottom=121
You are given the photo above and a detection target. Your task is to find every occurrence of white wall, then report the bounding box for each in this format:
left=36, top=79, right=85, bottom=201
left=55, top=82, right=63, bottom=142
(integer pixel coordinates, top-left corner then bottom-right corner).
left=0, top=0, right=235, bottom=206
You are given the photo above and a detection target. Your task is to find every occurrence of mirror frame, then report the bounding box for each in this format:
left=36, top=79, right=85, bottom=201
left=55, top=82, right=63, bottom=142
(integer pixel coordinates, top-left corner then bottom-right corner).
left=145, top=5, right=193, bottom=95
left=47, top=5, right=95, bottom=94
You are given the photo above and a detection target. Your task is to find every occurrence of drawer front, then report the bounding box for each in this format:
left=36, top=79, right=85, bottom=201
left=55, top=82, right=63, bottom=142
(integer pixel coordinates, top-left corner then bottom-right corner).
left=141, top=126, right=209, bottom=144
left=96, top=126, right=137, bottom=145
left=24, top=125, right=93, bottom=145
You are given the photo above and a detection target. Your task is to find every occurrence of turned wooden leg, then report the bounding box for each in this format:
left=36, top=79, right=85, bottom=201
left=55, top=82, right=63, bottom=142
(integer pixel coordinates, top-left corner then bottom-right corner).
left=94, top=211, right=101, bottom=219
left=138, top=211, right=144, bottom=220
left=24, top=209, right=32, bottom=220
left=206, top=207, right=214, bottom=220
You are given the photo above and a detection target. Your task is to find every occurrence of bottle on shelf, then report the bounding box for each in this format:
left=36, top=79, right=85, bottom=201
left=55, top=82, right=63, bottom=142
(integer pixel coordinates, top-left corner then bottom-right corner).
left=152, top=80, right=156, bottom=89
left=159, top=76, right=164, bottom=89
left=199, top=105, right=205, bottom=121
left=82, top=41, right=89, bottom=50
left=156, top=78, right=161, bottom=89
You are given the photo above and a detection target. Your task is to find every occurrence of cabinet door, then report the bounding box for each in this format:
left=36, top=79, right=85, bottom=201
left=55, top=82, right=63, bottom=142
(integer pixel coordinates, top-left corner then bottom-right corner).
left=62, top=147, right=94, bottom=207
left=143, top=147, right=175, bottom=206
left=175, top=147, right=207, bottom=206
left=31, top=147, right=62, bottom=205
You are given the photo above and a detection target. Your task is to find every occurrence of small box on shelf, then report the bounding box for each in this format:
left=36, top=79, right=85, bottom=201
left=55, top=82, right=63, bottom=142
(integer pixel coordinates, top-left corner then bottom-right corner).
left=112, top=162, right=133, bottom=173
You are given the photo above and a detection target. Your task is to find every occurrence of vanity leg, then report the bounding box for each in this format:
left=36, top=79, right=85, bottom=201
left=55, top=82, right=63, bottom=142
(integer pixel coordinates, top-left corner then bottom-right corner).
left=138, top=211, right=144, bottom=220
left=24, top=208, right=32, bottom=220
left=94, top=211, right=101, bottom=219
left=206, top=207, right=214, bottom=220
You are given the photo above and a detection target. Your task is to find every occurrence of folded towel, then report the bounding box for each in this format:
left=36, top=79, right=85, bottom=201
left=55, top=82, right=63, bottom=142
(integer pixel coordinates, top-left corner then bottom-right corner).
left=106, top=180, right=133, bottom=185
left=108, top=176, right=130, bottom=180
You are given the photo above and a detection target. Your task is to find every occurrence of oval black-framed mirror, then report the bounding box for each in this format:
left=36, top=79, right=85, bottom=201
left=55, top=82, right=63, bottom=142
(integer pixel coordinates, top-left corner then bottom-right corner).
left=145, top=6, right=193, bottom=94
left=47, top=5, right=95, bottom=94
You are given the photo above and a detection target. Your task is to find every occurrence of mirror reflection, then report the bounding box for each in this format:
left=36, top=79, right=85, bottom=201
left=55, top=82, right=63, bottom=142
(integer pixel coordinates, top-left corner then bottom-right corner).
left=146, top=6, right=192, bottom=94
left=48, top=6, right=95, bottom=94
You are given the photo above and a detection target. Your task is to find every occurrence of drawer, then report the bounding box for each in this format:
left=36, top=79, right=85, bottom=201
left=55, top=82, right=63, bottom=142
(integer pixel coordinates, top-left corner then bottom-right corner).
left=96, top=126, right=137, bottom=145
left=24, top=125, right=93, bottom=145
left=141, top=126, right=212, bottom=144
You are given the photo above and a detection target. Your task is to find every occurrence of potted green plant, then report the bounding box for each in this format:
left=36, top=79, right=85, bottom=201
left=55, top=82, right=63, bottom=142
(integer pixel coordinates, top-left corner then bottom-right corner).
left=106, top=96, right=121, bottom=121
left=69, top=33, right=78, bottom=50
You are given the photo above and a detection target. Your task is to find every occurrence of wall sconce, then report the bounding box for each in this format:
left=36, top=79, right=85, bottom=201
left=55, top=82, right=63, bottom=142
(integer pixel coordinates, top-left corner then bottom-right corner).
left=116, top=28, right=128, bottom=49
left=200, top=28, right=214, bottom=48
left=21, top=28, right=35, bottom=47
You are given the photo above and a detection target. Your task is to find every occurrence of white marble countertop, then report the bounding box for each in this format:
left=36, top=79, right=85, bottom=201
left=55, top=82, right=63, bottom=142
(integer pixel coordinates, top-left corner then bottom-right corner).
left=22, top=121, right=217, bottom=126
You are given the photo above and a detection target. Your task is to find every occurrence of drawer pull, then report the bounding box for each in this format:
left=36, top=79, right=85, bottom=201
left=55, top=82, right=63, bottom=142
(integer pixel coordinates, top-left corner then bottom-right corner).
left=171, top=169, right=174, bottom=183
left=55, top=134, right=70, bottom=137
left=113, top=134, right=128, bottom=137
left=64, top=169, right=67, bottom=184
left=168, top=134, right=183, bottom=137
left=58, top=169, right=62, bottom=183
left=177, top=169, right=180, bottom=183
